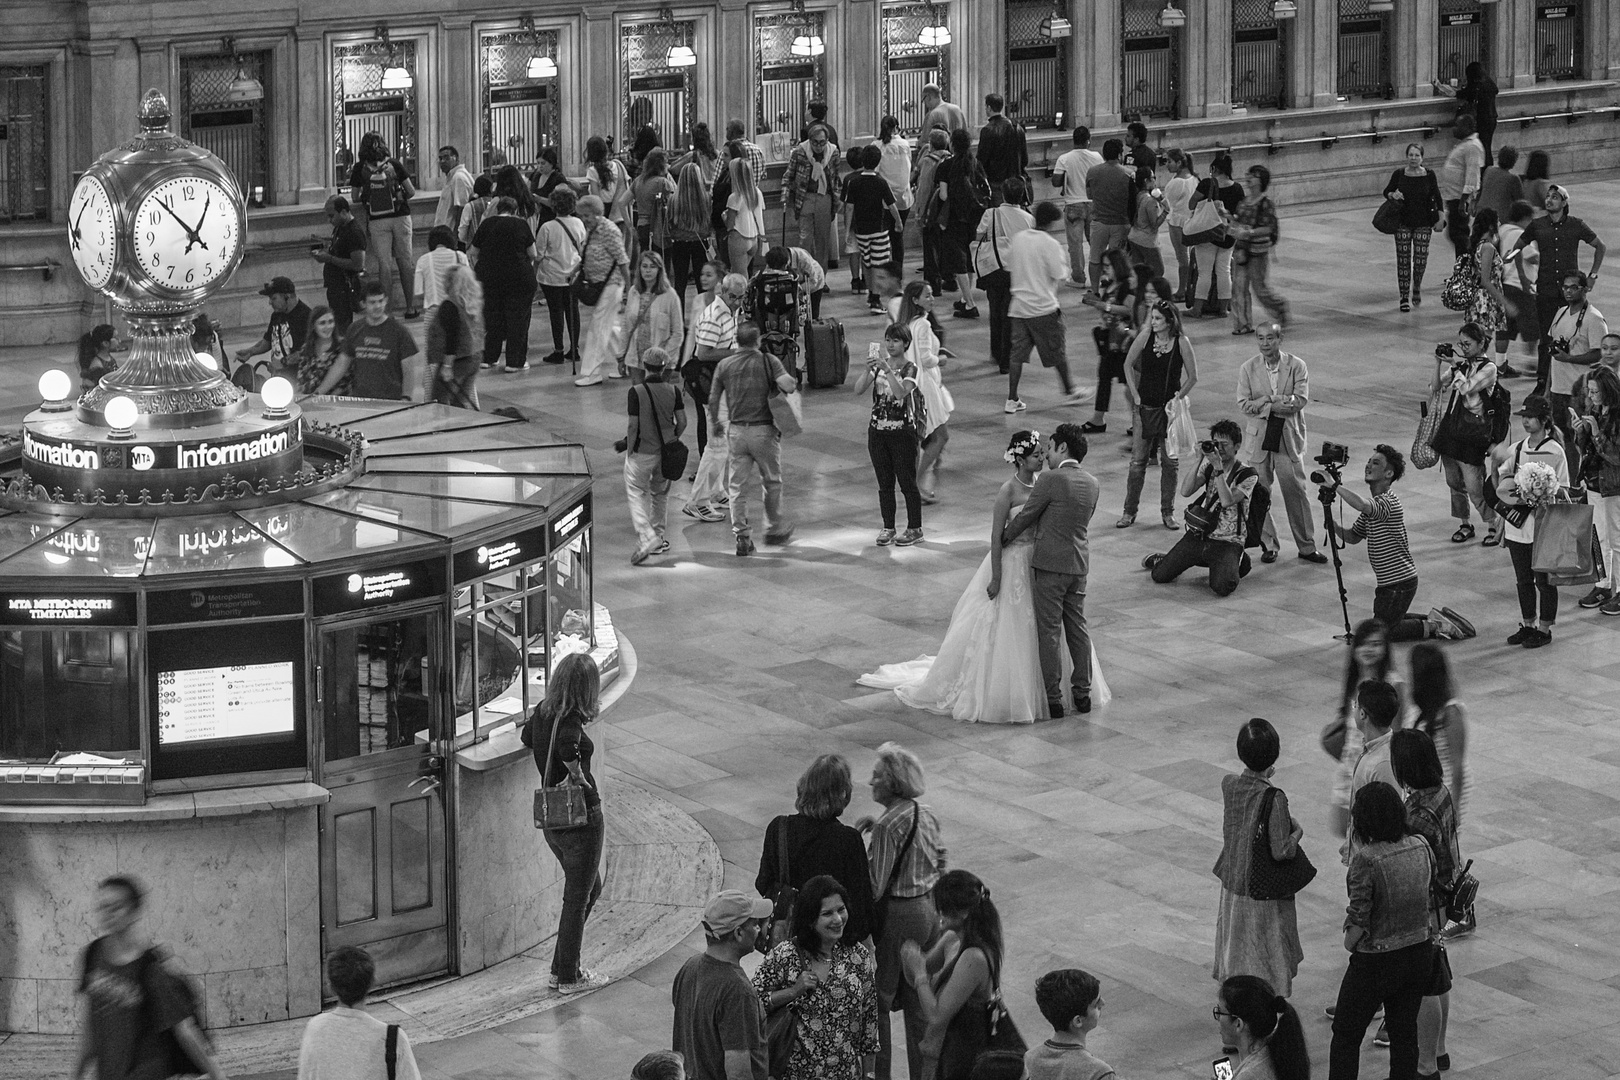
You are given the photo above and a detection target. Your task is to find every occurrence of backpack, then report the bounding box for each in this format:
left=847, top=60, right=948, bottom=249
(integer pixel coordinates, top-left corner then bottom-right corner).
left=647, top=183, right=672, bottom=250
left=1484, top=380, right=1512, bottom=445
left=364, top=160, right=404, bottom=217
left=947, top=162, right=990, bottom=226
left=135, top=946, right=212, bottom=1077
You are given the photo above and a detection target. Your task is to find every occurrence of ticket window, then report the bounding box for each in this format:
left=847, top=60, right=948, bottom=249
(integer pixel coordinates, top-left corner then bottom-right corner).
left=1008, top=0, right=1069, bottom=128
left=1534, top=4, right=1582, bottom=82
left=1437, top=0, right=1488, bottom=88
left=754, top=12, right=827, bottom=162
left=1121, top=0, right=1178, bottom=121
left=331, top=38, right=420, bottom=189
left=0, top=629, right=138, bottom=760
left=479, top=28, right=561, bottom=173
left=451, top=561, right=547, bottom=744
left=882, top=2, right=953, bottom=137
left=621, top=19, right=697, bottom=151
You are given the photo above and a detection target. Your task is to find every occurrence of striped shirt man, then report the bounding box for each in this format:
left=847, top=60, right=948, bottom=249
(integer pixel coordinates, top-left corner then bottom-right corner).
left=1350, top=491, right=1416, bottom=586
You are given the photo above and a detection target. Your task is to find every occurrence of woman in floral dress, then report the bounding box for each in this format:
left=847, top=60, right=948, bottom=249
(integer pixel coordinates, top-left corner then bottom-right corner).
left=754, top=875, right=881, bottom=1080
left=1464, top=208, right=1512, bottom=339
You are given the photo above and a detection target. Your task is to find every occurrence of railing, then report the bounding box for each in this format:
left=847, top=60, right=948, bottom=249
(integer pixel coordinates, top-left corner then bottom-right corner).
left=1201, top=104, right=1620, bottom=157
left=0, top=260, right=57, bottom=281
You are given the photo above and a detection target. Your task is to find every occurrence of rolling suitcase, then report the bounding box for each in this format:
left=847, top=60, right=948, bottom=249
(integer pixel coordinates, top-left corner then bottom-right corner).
left=804, top=318, right=849, bottom=389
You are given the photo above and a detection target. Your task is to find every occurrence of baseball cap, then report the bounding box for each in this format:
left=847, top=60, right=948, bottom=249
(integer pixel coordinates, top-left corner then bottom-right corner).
left=259, top=276, right=297, bottom=297
left=701, top=890, right=773, bottom=936
left=1515, top=395, right=1552, bottom=419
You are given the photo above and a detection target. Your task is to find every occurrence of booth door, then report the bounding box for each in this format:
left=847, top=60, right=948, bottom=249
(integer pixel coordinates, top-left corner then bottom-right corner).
left=317, top=609, right=450, bottom=991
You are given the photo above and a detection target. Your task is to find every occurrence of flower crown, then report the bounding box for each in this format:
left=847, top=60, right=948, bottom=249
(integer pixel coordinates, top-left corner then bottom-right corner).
left=1004, top=431, right=1042, bottom=463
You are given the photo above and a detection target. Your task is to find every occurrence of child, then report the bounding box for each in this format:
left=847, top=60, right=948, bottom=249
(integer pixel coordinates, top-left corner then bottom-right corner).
left=1026, top=968, right=1116, bottom=1080
left=297, top=945, right=423, bottom=1079
left=839, top=145, right=865, bottom=293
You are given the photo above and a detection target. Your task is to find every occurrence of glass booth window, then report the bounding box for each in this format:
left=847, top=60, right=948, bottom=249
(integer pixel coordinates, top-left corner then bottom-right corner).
left=1121, top=0, right=1178, bottom=121
left=479, top=27, right=561, bottom=173
left=1006, top=0, right=1069, bottom=129
left=323, top=614, right=433, bottom=761
left=1232, top=0, right=1287, bottom=110
left=0, top=629, right=138, bottom=759
left=549, top=530, right=593, bottom=664
left=1534, top=4, right=1582, bottom=82
left=621, top=19, right=697, bottom=152
left=1437, top=0, right=1488, bottom=88
left=332, top=39, right=419, bottom=189
left=452, top=562, right=547, bottom=743
left=755, top=12, right=827, bottom=164
left=180, top=51, right=271, bottom=204
left=883, top=2, right=952, bottom=138
left=1337, top=0, right=1390, bottom=100
left=0, top=64, right=50, bottom=224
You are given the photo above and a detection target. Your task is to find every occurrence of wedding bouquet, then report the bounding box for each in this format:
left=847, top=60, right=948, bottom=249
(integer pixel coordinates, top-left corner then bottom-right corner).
left=1512, top=460, right=1560, bottom=509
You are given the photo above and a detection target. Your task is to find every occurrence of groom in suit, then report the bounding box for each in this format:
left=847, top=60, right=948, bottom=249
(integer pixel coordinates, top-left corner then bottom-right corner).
left=1001, top=423, right=1100, bottom=717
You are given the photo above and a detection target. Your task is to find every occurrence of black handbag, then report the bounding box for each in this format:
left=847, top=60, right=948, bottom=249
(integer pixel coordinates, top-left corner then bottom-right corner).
left=870, top=801, right=919, bottom=941
left=1247, top=787, right=1317, bottom=900
left=1429, top=385, right=1493, bottom=464
left=1372, top=196, right=1403, bottom=236
left=529, top=711, right=592, bottom=832
left=1443, top=859, right=1479, bottom=923
left=764, top=957, right=801, bottom=1079
left=761, top=817, right=798, bottom=953
left=569, top=224, right=609, bottom=306
left=1427, top=941, right=1453, bottom=996
left=1260, top=413, right=1288, bottom=453
left=638, top=384, right=689, bottom=481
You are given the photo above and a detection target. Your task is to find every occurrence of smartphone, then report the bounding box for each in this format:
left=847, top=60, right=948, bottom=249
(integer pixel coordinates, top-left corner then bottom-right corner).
left=1212, top=1058, right=1233, bottom=1080
left=867, top=342, right=881, bottom=361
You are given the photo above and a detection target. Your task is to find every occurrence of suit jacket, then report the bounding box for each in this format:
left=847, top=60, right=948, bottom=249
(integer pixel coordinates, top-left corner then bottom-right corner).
left=1003, top=464, right=1099, bottom=577
left=1236, top=351, right=1310, bottom=463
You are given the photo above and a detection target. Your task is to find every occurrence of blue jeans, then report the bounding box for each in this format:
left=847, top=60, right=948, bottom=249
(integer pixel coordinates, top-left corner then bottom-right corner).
left=543, top=806, right=604, bottom=982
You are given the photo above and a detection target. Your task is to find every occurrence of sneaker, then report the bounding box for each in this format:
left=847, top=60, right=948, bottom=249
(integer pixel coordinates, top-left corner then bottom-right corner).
left=656, top=540, right=671, bottom=554
left=683, top=504, right=726, bottom=523
left=1439, top=607, right=1476, bottom=638
left=1498, top=363, right=1524, bottom=378
left=952, top=304, right=980, bottom=319
left=1579, top=587, right=1611, bottom=608
left=541, top=351, right=567, bottom=365
left=1601, top=596, right=1620, bottom=616
left=607, top=369, right=628, bottom=380
left=876, top=528, right=896, bottom=546
left=1079, top=420, right=1107, bottom=434
left=574, top=375, right=604, bottom=386
left=1429, top=608, right=1472, bottom=640
left=557, top=970, right=609, bottom=995
left=1506, top=624, right=1535, bottom=645
left=1004, top=399, right=1028, bottom=414
left=1142, top=553, right=1164, bottom=571
left=630, top=546, right=653, bottom=566
left=1437, top=1055, right=1451, bottom=1073
left=868, top=303, right=885, bottom=316
left=735, top=536, right=756, bottom=557
left=1521, top=627, right=1552, bottom=648
left=547, top=973, right=561, bottom=990
left=1439, top=910, right=1476, bottom=941
left=895, top=528, right=924, bottom=546
left=1373, top=1022, right=1390, bottom=1048
left=1065, top=387, right=1097, bottom=405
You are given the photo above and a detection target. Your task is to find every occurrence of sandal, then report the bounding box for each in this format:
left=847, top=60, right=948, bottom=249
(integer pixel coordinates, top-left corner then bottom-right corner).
left=1231, top=325, right=1254, bottom=336
left=1450, top=523, right=1476, bottom=543
left=1116, top=514, right=1136, bottom=528
left=1482, top=529, right=1501, bottom=547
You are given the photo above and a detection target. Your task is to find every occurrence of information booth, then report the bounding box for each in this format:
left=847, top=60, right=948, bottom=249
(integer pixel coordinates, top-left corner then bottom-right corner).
left=0, top=401, right=619, bottom=1029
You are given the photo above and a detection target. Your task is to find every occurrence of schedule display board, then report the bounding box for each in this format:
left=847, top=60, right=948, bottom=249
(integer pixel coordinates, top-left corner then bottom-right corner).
left=157, top=662, right=297, bottom=745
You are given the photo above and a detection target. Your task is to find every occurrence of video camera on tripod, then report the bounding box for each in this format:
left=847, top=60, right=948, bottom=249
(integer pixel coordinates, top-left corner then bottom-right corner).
left=1309, top=441, right=1350, bottom=500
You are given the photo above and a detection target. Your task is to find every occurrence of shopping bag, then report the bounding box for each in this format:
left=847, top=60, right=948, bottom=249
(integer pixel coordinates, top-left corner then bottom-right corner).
left=1411, top=392, right=1443, bottom=470
left=1530, top=502, right=1597, bottom=578
left=1164, top=397, right=1196, bottom=461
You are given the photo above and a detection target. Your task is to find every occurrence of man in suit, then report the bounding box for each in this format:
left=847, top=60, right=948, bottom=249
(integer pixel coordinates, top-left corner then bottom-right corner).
left=1236, top=323, right=1328, bottom=565
left=1002, top=423, right=1100, bottom=717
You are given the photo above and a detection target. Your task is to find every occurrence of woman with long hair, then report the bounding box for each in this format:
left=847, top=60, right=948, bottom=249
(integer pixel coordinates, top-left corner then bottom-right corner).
left=520, top=652, right=607, bottom=994
left=1382, top=143, right=1446, bottom=311
left=1406, top=644, right=1470, bottom=833
left=1431, top=321, right=1501, bottom=543
left=1391, top=730, right=1461, bottom=1080
left=895, top=280, right=953, bottom=500
left=1464, top=208, right=1512, bottom=340
left=753, top=875, right=881, bottom=1080
left=295, top=307, right=346, bottom=396
left=675, top=121, right=722, bottom=186
left=493, top=163, right=540, bottom=231
left=1521, top=150, right=1552, bottom=217
left=724, top=157, right=765, bottom=274
left=1229, top=165, right=1288, bottom=336
left=1328, top=619, right=1404, bottom=837
left=903, top=869, right=1006, bottom=1080
left=1213, top=720, right=1305, bottom=999
left=468, top=195, right=539, bottom=374
left=631, top=148, right=675, bottom=258
left=426, top=264, right=484, bottom=408
left=665, top=163, right=712, bottom=305
left=1214, top=975, right=1310, bottom=1080
left=585, top=134, right=631, bottom=244
left=529, top=146, right=571, bottom=226
left=1127, top=165, right=1167, bottom=277
left=619, top=250, right=684, bottom=384
left=76, top=324, right=117, bottom=393
left=1080, top=249, right=1138, bottom=435
left=536, top=186, right=586, bottom=368
left=875, top=115, right=915, bottom=265
left=938, top=127, right=987, bottom=318
left=1120, top=300, right=1197, bottom=528
left=1330, top=782, right=1435, bottom=1080
left=1186, top=154, right=1243, bottom=318
left=1577, top=365, right=1620, bottom=613
left=458, top=173, right=496, bottom=248
left=1163, top=149, right=1198, bottom=303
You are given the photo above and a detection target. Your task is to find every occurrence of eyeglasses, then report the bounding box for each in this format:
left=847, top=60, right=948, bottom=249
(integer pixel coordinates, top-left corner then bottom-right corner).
left=1213, top=1007, right=1236, bottom=1021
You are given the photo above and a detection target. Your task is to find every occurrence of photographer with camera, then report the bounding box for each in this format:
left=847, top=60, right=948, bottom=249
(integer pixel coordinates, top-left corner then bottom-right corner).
left=1544, top=271, right=1608, bottom=472
left=1430, top=323, right=1504, bottom=545
left=1142, top=419, right=1256, bottom=597
left=1318, top=445, right=1476, bottom=642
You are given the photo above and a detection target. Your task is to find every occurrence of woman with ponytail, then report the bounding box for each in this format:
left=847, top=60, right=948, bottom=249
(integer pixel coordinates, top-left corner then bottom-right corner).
left=901, top=870, right=1009, bottom=1080
left=1215, top=975, right=1310, bottom=1080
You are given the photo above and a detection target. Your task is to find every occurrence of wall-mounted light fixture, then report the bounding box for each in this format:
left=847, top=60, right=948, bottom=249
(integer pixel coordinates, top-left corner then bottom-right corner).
left=375, top=24, right=414, bottom=89
left=519, top=17, right=558, bottom=77
left=656, top=7, right=698, bottom=67
left=918, top=1, right=951, bottom=46
left=789, top=0, right=825, bottom=56
left=222, top=38, right=265, bottom=103
left=1271, top=0, right=1298, bottom=19
left=1159, top=1, right=1187, bottom=28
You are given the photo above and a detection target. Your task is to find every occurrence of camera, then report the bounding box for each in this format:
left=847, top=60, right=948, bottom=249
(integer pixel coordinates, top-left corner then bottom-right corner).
left=1434, top=342, right=1455, bottom=359
left=1199, top=439, right=1217, bottom=455
left=1310, top=442, right=1349, bottom=488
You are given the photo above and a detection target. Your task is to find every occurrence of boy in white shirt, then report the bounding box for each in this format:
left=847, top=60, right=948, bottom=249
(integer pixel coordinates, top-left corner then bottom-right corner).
left=414, top=225, right=469, bottom=323
left=297, top=946, right=422, bottom=1080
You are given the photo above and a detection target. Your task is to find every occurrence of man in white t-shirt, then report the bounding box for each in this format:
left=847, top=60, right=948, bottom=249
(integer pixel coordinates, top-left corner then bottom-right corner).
left=433, top=145, right=475, bottom=233
left=1005, top=202, right=1094, bottom=413
left=298, top=946, right=421, bottom=1080
left=1049, top=126, right=1104, bottom=287
left=1545, top=271, right=1608, bottom=459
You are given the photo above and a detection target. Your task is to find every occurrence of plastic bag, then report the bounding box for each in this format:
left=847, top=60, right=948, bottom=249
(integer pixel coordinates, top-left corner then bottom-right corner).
left=1164, top=397, right=1196, bottom=461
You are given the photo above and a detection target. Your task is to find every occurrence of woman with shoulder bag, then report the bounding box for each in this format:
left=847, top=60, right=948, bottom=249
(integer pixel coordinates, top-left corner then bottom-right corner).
left=1186, top=155, right=1242, bottom=318
left=1431, top=322, right=1501, bottom=544
left=1576, top=366, right=1620, bottom=613
left=619, top=251, right=684, bottom=385
left=1120, top=300, right=1198, bottom=529
left=426, top=265, right=484, bottom=408
left=536, top=187, right=586, bottom=368
left=520, top=653, right=607, bottom=994
left=1079, top=250, right=1139, bottom=436
left=573, top=195, right=631, bottom=387
left=1126, top=165, right=1168, bottom=278
left=1382, top=144, right=1446, bottom=312
left=1213, top=719, right=1306, bottom=999
left=1228, top=166, right=1289, bottom=337
left=622, top=347, right=686, bottom=565
left=1392, top=730, right=1462, bottom=1080
left=1329, top=782, right=1436, bottom=1080
left=858, top=743, right=947, bottom=1080
left=757, top=756, right=878, bottom=948
left=973, top=178, right=1034, bottom=376
left=754, top=875, right=881, bottom=1080
left=1407, top=645, right=1471, bottom=835
left=903, top=870, right=1020, bottom=1080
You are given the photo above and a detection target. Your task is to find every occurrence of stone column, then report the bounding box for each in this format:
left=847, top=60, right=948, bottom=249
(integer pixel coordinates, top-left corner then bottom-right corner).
left=439, top=19, right=477, bottom=177
left=713, top=0, right=751, bottom=138
left=1502, top=0, right=1535, bottom=88
left=956, top=0, right=1001, bottom=130
left=1585, top=0, right=1615, bottom=80
left=1199, top=0, right=1233, bottom=119
left=578, top=11, right=616, bottom=165
left=293, top=26, right=328, bottom=203
left=87, top=39, right=140, bottom=164
left=843, top=0, right=881, bottom=138
left=136, top=38, right=169, bottom=103
left=1299, top=0, right=1338, bottom=108
left=1078, top=0, right=1122, bottom=127
left=1397, top=0, right=1440, bottom=98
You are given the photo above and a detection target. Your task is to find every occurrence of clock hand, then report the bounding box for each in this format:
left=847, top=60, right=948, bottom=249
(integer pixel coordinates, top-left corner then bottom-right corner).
left=157, top=198, right=206, bottom=250
left=184, top=193, right=213, bottom=255
left=71, top=203, right=87, bottom=249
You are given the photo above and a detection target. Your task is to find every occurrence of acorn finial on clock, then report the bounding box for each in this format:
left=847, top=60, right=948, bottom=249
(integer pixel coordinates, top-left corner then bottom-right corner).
left=138, top=88, right=173, bottom=132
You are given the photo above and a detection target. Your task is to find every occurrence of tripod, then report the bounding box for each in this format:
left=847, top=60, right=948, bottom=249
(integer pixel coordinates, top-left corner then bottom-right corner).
left=1319, top=485, right=1354, bottom=641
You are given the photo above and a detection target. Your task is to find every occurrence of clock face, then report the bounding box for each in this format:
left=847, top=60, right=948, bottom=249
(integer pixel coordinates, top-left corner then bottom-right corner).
left=132, top=176, right=241, bottom=293
left=68, top=176, right=116, bottom=290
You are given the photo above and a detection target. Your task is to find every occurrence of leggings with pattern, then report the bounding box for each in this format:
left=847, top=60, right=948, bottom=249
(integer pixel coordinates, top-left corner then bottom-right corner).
left=1393, top=227, right=1432, bottom=301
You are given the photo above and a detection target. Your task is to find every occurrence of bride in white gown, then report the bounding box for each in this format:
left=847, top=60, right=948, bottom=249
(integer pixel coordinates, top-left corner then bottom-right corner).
left=859, top=430, right=1111, bottom=724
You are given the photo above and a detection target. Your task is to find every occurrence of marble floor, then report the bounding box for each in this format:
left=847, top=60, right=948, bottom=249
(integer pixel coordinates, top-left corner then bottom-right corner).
left=4, top=176, right=1620, bottom=1080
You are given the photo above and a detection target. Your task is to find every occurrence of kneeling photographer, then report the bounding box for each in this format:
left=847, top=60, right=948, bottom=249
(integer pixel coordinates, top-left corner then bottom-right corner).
left=1318, top=444, right=1476, bottom=641
left=1143, top=419, right=1257, bottom=597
